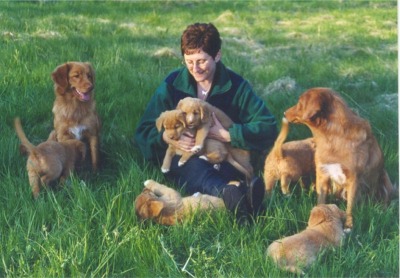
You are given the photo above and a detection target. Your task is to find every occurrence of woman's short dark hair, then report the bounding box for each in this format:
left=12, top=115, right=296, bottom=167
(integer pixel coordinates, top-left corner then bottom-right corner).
left=181, top=23, right=221, bottom=59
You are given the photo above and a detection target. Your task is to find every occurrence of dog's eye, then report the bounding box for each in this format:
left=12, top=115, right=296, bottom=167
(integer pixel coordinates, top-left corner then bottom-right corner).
left=175, top=124, right=181, bottom=128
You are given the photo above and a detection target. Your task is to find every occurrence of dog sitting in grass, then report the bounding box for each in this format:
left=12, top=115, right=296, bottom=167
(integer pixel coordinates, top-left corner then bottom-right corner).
left=266, top=204, right=346, bottom=275
left=14, top=117, right=86, bottom=199
left=135, top=179, right=225, bottom=225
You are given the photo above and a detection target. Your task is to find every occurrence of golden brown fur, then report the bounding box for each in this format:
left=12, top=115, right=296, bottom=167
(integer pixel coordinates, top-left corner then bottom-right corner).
left=264, top=118, right=315, bottom=195
left=267, top=204, right=346, bottom=275
left=49, top=62, right=101, bottom=171
left=156, top=109, right=252, bottom=179
left=176, top=97, right=253, bottom=179
left=135, top=179, right=225, bottom=225
left=284, top=87, right=397, bottom=230
left=14, top=117, right=86, bottom=199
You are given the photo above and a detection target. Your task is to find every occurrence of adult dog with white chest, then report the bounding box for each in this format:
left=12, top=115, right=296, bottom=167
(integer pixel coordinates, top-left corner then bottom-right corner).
left=49, top=62, right=101, bottom=171
left=284, top=87, right=397, bottom=231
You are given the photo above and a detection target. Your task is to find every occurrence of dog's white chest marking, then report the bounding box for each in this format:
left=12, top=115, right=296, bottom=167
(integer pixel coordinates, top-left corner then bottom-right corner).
left=320, top=163, right=346, bottom=185
left=69, top=125, right=87, bottom=140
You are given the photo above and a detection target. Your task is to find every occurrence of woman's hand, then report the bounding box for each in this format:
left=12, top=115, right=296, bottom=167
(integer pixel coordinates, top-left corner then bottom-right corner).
left=208, top=112, right=231, bottom=142
left=163, top=131, right=195, bottom=152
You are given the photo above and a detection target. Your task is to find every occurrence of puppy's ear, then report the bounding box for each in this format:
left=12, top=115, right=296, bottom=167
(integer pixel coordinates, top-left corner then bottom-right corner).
left=52, top=63, right=70, bottom=94
left=327, top=204, right=346, bottom=222
left=200, top=103, right=210, bottom=124
left=148, top=200, right=164, bottom=217
left=308, top=206, right=327, bottom=227
left=176, top=99, right=183, bottom=110
left=177, top=111, right=187, bottom=128
left=155, top=113, right=165, bottom=132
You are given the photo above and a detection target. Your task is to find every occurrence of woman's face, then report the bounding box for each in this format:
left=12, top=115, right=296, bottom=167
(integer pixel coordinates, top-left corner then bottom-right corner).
left=183, top=49, right=220, bottom=83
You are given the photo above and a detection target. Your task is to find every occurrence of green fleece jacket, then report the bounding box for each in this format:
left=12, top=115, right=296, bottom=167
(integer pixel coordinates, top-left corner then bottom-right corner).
left=134, top=62, right=277, bottom=164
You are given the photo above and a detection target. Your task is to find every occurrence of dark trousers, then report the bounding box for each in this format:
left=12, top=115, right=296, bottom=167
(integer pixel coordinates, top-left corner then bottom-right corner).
left=165, top=156, right=245, bottom=197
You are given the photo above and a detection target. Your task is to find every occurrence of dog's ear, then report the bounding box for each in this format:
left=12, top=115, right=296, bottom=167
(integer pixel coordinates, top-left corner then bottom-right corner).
left=155, top=113, right=165, bottom=132
left=177, top=111, right=187, bottom=128
left=302, top=91, right=333, bottom=125
left=199, top=103, right=211, bottom=124
left=308, top=206, right=327, bottom=227
left=176, top=99, right=184, bottom=110
left=85, top=62, right=95, bottom=83
left=52, top=63, right=70, bottom=94
left=148, top=200, right=164, bottom=217
left=327, top=204, right=346, bottom=222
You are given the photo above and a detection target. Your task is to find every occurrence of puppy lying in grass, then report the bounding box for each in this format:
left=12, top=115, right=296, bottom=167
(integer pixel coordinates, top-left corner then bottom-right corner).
left=263, top=118, right=315, bottom=196
left=266, top=204, right=346, bottom=275
left=156, top=109, right=252, bottom=178
left=14, top=117, right=86, bottom=199
left=135, top=179, right=225, bottom=225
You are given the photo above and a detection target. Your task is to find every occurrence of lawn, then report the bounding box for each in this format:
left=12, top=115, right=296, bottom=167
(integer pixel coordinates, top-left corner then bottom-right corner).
left=0, top=1, right=398, bottom=277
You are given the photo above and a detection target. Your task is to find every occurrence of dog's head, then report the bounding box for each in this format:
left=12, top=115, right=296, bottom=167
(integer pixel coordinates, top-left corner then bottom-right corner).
left=284, top=88, right=337, bottom=127
left=52, top=62, right=95, bottom=102
left=307, top=204, right=346, bottom=228
left=135, top=188, right=165, bottom=220
left=176, top=97, right=211, bottom=129
left=155, top=110, right=187, bottom=140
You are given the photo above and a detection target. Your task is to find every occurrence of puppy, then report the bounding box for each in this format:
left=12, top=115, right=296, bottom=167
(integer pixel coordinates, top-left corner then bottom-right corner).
left=135, top=179, right=225, bottom=225
left=14, top=117, right=86, bottom=199
left=264, top=117, right=315, bottom=195
left=49, top=62, right=101, bottom=171
left=156, top=109, right=252, bottom=178
left=176, top=97, right=254, bottom=179
left=285, top=87, right=397, bottom=230
left=267, top=204, right=346, bottom=275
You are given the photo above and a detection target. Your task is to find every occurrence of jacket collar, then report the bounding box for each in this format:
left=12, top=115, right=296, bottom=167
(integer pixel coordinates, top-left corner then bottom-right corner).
left=173, top=62, right=232, bottom=97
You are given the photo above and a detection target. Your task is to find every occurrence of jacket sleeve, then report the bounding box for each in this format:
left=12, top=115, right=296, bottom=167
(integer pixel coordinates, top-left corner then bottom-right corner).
left=134, top=81, right=175, bottom=163
left=229, top=80, right=278, bottom=151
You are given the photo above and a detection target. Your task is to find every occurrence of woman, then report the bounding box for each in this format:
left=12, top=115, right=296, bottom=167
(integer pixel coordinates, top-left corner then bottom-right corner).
left=135, top=23, right=277, bottom=222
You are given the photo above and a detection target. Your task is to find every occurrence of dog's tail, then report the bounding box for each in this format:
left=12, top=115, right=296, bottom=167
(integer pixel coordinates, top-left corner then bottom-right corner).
left=381, top=170, right=398, bottom=204
left=14, top=117, right=36, bottom=154
left=272, top=117, right=290, bottom=160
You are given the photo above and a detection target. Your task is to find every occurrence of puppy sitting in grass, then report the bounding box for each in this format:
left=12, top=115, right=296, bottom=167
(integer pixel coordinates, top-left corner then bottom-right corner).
left=263, top=118, right=315, bottom=196
left=135, top=179, right=225, bottom=225
left=266, top=204, right=346, bottom=275
left=14, top=117, right=86, bottom=199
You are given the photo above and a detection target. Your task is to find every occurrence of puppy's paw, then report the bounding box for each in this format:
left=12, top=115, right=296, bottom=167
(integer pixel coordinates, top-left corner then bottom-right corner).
left=178, top=160, right=187, bottom=167
left=344, top=228, right=352, bottom=234
left=161, top=168, right=170, bottom=173
left=199, top=155, right=208, bottom=161
left=144, top=180, right=153, bottom=187
left=191, top=145, right=202, bottom=153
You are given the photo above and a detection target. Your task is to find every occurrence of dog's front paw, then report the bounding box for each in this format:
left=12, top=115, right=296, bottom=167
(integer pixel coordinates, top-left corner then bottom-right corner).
left=178, top=160, right=187, bottom=167
left=199, top=155, right=208, bottom=161
left=191, top=145, right=202, bottom=153
left=144, top=180, right=154, bottom=187
left=161, top=168, right=170, bottom=173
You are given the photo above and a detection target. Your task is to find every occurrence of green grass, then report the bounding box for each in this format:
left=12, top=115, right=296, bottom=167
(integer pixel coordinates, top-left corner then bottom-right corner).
left=0, top=1, right=398, bottom=277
